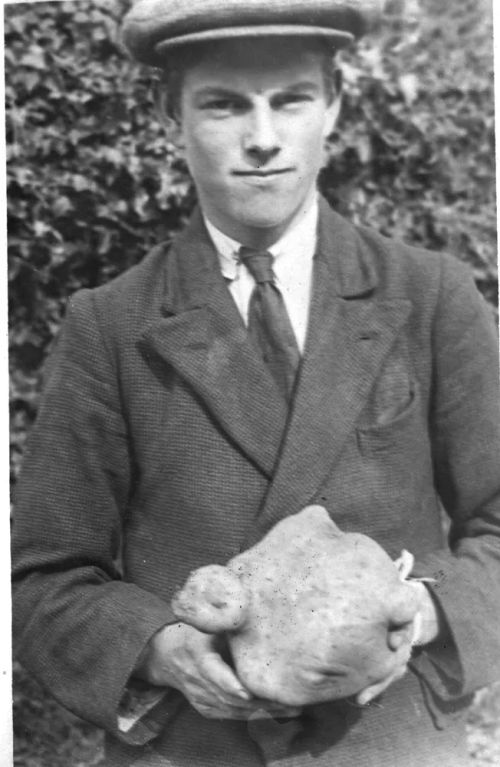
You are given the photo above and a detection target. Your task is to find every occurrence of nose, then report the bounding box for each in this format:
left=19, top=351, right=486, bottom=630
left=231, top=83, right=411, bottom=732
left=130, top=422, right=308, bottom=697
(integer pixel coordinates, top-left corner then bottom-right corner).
left=242, top=101, right=280, bottom=165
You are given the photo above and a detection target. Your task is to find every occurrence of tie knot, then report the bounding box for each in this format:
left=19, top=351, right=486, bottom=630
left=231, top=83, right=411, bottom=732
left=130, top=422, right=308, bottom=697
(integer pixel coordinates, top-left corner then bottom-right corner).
left=239, top=247, right=275, bottom=284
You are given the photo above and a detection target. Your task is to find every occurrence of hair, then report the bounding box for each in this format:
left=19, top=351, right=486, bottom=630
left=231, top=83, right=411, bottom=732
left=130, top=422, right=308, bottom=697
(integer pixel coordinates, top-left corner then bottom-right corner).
left=156, top=46, right=201, bottom=124
left=155, top=38, right=339, bottom=125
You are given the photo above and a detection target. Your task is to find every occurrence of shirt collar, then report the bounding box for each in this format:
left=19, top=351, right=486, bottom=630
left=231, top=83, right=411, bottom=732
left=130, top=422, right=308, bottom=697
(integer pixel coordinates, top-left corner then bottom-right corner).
left=204, top=197, right=319, bottom=281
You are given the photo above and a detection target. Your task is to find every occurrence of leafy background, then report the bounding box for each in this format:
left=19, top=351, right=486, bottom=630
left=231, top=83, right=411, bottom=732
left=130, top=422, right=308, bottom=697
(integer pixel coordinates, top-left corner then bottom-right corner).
left=6, top=0, right=499, bottom=764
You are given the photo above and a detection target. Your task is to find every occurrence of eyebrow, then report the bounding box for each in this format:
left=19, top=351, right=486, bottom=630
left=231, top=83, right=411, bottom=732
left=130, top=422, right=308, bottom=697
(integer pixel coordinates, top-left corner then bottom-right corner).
left=193, top=87, right=243, bottom=101
left=192, top=80, right=322, bottom=101
left=282, top=81, right=322, bottom=93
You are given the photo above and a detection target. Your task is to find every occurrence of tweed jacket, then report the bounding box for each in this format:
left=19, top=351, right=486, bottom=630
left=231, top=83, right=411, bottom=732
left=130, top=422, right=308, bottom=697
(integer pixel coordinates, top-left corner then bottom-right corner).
left=12, top=200, right=500, bottom=767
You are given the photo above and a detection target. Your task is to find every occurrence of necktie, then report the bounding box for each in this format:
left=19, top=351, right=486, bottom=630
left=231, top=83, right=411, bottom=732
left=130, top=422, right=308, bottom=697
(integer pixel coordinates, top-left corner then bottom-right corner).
left=239, top=247, right=300, bottom=401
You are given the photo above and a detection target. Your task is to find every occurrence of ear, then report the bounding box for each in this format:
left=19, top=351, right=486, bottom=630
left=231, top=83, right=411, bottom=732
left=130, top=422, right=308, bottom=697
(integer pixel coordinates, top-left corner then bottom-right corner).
left=155, top=83, right=186, bottom=149
left=160, top=113, right=186, bottom=151
left=167, top=117, right=186, bottom=151
left=323, top=68, right=343, bottom=139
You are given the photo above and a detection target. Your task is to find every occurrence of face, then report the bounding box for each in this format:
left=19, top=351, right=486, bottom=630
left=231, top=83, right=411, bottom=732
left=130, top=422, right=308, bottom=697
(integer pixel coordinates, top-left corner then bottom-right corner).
left=175, top=37, right=341, bottom=247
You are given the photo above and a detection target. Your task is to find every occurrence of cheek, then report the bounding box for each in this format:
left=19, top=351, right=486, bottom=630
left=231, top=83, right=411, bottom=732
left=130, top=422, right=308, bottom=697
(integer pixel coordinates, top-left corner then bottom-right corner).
left=291, top=117, right=329, bottom=164
left=185, top=127, right=234, bottom=180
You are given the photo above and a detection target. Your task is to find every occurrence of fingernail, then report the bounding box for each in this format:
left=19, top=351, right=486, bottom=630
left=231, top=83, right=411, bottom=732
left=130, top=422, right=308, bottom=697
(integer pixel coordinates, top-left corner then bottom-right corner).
left=389, top=632, right=404, bottom=649
left=238, top=689, right=251, bottom=700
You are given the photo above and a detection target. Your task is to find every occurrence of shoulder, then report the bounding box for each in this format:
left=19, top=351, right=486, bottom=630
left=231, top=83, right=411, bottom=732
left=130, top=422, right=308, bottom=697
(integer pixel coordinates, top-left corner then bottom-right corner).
left=353, top=221, right=496, bottom=364
left=357, top=223, right=472, bottom=296
left=320, top=202, right=479, bottom=311
left=357, top=222, right=495, bottom=345
left=64, top=240, right=174, bottom=338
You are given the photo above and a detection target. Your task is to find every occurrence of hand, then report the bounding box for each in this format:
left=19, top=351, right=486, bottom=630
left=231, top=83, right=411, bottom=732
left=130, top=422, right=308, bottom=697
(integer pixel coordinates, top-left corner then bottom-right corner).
left=136, top=622, right=302, bottom=720
left=405, top=581, right=441, bottom=646
left=355, top=581, right=442, bottom=705
left=354, top=656, right=409, bottom=706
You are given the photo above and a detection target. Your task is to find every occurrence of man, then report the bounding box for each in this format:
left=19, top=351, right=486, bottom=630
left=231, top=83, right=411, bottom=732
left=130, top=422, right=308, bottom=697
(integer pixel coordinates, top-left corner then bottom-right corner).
left=12, top=1, right=500, bottom=766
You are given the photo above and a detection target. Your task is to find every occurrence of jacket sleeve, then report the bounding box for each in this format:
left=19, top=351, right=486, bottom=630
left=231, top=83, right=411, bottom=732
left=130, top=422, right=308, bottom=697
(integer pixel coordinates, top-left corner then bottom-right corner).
left=410, top=254, right=500, bottom=704
left=12, top=288, right=179, bottom=743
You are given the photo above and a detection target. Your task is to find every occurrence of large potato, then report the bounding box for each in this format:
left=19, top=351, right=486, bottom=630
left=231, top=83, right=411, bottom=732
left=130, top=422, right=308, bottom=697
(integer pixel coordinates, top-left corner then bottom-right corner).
left=172, top=506, right=419, bottom=706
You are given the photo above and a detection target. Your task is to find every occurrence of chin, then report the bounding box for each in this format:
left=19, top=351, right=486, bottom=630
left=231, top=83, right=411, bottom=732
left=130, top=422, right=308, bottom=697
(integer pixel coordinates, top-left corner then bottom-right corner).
left=233, top=200, right=300, bottom=232
left=242, top=214, right=288, bottom=231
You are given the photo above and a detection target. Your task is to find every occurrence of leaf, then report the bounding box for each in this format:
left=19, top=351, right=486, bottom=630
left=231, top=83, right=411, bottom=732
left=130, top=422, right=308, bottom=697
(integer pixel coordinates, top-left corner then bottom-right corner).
left=20, top=47, right=46, bottom=70
left=33, top=221, right=52, bottom=238
left=52, top=196, right=74, bottom=217
left=398, top=73, right=419, bottom=106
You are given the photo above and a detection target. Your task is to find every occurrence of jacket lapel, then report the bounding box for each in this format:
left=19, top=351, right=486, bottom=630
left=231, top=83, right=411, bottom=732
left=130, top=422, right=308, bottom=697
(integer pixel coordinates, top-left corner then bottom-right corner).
left=244, top=202, right=411, bottom=545
left=139, top=210, right=288, bottom=478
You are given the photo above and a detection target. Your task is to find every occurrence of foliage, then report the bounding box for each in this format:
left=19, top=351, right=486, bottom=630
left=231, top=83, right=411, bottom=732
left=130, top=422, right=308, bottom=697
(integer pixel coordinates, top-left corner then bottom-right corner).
left=326, top=0, right=497, bottom=307
left=467, top=685, right=500, bottom=766
left=13, top=662, right=104, bottom=767
left=7, top=0, right=193, bottom=480
left=7, top=0, right=498, bottom=764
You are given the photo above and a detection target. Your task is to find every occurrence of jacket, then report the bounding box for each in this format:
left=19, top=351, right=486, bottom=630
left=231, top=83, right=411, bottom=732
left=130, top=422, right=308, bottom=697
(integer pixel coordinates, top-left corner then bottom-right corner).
left=12, top=200, right=500, bottom=766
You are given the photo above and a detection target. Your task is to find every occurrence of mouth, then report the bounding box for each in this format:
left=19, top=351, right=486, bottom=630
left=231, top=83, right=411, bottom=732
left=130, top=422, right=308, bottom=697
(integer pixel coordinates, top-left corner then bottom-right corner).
left=232, top=168, right=293, bottom=178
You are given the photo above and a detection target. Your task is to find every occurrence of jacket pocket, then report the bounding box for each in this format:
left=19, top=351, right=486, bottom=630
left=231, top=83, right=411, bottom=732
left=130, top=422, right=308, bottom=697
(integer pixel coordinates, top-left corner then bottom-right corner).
left=356, top=381, right=421, bottom=456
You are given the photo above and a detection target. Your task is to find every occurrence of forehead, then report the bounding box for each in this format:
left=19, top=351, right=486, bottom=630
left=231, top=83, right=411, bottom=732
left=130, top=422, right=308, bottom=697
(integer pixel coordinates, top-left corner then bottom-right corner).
left=178, top=37, right=328, bottom=93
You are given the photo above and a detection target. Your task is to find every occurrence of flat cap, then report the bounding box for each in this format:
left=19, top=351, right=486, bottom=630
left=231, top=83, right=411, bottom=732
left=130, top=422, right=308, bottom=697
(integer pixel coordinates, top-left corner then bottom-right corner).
left=122, top=0, right=383, bottom=67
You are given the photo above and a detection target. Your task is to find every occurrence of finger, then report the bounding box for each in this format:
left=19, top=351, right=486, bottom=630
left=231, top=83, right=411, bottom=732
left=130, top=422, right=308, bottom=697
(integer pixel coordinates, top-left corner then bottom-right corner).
left=248, top=698, right=302, bottom=716
left=192, top=696, right=267, bottom=720
left=389, top=583, right=420, bottom=626
left=387, top=620, right=414, bottom=650
left=250, top=704, right=303, bottom=719
left=190, top=681, right=303, bottom=718
left=200, top=650, right=252, bottom=701
left=193, top=701, right=302, bottom=721
left=356, top=679, right=391, bottom=706
left=193, top=701, right=240, bottom=720
left=356, top=665, right=406, bottom=706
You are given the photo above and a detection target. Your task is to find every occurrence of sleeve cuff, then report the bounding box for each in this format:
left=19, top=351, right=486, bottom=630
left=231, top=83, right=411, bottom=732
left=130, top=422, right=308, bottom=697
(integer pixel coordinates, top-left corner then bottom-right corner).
left=118, top=679, right=168, bottom=733
left=117, top=679, right=184, bottom=746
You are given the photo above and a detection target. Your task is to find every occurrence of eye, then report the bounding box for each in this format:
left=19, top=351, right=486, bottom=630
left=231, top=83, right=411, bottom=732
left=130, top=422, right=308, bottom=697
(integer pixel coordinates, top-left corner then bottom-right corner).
left=273, top=93, right=313, bottom=109
left=200, top=98, right=246, bottom=115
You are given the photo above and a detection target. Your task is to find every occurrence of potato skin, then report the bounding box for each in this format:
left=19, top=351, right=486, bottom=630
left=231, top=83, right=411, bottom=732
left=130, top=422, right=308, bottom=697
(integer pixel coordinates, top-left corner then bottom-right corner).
left=172, top=564, right=249, bottom=633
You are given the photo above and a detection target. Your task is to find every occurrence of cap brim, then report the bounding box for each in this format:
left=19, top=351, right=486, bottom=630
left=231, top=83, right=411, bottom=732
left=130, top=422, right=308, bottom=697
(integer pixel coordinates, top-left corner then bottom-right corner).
left=153, top=25, right=353, bottom=64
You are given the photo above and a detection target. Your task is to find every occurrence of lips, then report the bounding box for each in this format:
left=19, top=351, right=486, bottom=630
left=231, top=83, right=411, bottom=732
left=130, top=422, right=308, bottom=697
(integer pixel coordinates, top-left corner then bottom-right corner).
left=232, top=168, right=293, bottom=177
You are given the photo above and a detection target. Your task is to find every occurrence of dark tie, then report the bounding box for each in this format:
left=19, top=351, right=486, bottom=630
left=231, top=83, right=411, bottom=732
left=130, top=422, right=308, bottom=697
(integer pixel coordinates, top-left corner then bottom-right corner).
left=239, top=247, right=300, bottom=401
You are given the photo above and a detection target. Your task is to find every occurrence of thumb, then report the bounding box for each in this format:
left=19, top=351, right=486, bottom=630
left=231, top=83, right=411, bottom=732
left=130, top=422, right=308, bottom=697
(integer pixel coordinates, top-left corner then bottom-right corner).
left=386, top=582, right=420, bottom=651
left=387, top=581, right=420, bottom=626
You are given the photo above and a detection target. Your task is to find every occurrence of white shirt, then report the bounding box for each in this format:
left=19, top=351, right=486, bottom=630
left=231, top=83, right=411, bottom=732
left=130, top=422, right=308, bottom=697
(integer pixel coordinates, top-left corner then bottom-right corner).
left=204, top=199, right=318, bottom=353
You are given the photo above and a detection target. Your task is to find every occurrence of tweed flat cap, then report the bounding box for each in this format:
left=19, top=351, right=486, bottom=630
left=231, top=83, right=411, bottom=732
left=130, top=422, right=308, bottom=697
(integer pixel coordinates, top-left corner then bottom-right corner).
left=122, top=0, right=383, bottom=67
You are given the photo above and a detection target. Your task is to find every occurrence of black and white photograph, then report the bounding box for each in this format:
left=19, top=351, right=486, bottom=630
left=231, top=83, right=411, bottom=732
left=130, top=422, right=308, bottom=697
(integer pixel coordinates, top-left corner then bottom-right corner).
left=6, top=0, right=500, bottom=765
